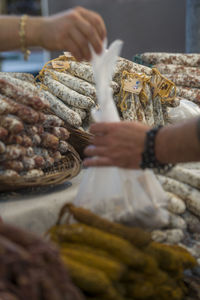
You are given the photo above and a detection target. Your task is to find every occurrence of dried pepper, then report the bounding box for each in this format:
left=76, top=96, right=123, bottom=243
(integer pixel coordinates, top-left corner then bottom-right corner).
left=61, top=246, right=126, bottom=281
left=48, top=205, right=197, bottom=300
left=49, top=223, right=146, bottom=268
left=61, top=255, right=111, bottom=294
left=57, top=203, right=151, bottom=248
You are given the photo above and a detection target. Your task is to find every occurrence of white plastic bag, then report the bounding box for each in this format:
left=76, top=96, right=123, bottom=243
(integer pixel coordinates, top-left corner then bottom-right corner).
left=75, top=40, right=169, bottom=229
left=168, top=99, right=200, bottom=124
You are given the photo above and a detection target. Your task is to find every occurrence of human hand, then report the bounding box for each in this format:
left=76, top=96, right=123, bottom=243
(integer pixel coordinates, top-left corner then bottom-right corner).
left=40, top=6, right=106, bottom=61
left=84, top=121, right=149, bottom=169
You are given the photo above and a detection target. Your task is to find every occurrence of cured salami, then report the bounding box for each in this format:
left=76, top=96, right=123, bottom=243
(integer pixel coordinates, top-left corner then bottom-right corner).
left=2, top=160, right=24, bottom=172
left=58, top=140, right=69, bottom=154
left=0, top=141, right=6, bottom=154
left=33, top=155, right=45, bottom=168
left=167, top=165, right=200, bottom=189
left=141, top=52, right=200, bottom=67
left=68, top=60, right=95, bottom=83
left=155, top=64, right=200, bottom=77
left=142, top=85, right=155, bottom=126
left=0, top=145, right=31, bottom=161
left=0, top=115, right=24, bottom=134
left=41, top=132, right=59, bottom=150
left=158, top=175, right=200, bottom=218
left=134, top=95, right=146, bottom=124
left=164, top=73, right=200, bottom=89
left=49, top=70, right=97, bottom=100
left=51, top=127, right=70, bottom=140
left=176, top=86, right=200, bottom=105
left=0, top=127, right=8, bottom=141
left=0, top=95, right=40, bottom=124
left=152, top=96, right=165, bottom=126
left=49, top=150, right=62, bottom=163
left=121, top=94, right=137, bottom=122
left=43, top=114, right=64, bottom=128
left=0, top=78, right=49, bottom=110
left=0, top=72, right=35, bottom=83
left=43, top=76, right=95, bottom=109
left=38, top=88, right=82, bottom=127
left=6, top=133, right=32, bottom=147
left=113, top=57, right=152, bottom=85
left=67, top=105, right=87, bottom=121
left=167, top=192, right=186, bottom=215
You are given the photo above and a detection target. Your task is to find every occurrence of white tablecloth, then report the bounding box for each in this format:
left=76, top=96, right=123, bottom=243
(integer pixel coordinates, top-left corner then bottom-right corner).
left=0, top=171, right=83, bottom=235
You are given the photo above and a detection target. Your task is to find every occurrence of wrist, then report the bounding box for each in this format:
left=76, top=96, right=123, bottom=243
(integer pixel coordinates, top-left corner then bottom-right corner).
left=155, top=118, right=200, bottom=164
left=155, top=125, right=169, bottom=164
left=26, top=16, right=44, bottom=47
left=197, top=117, right=200, bottom=142
left=140, top=126, right=174, bottom=173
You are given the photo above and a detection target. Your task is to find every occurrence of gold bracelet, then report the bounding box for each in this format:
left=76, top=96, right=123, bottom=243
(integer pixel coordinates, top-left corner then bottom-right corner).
left=19, top=14, right=31, bottom=61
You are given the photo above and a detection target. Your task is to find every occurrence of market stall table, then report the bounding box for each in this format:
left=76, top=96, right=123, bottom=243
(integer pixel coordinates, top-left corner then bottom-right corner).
left=0, top=171, right=83, bottom=235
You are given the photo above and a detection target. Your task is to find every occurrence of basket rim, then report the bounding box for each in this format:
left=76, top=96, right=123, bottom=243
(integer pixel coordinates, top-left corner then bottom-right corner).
left=0, top=150, right=81, bottom=192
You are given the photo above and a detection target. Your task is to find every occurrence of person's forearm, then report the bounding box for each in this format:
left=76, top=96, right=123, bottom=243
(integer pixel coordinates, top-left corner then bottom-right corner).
left=0, top=16, right=20, bottom=50
left=156, top=117, right=200, bottom=164
left=0, top=8, right=106, bottom=59
left=0, top=15, right=43, bottom=51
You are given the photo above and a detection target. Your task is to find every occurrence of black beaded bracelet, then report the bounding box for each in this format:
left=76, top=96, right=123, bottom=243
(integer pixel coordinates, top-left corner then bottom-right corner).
left=140, top=125, right=174, bottom=173
left=197, top=117, right=200, bottom=141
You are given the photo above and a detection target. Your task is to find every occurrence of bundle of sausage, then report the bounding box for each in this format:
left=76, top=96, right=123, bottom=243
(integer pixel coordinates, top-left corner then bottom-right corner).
left=48, top=204, right=199, bottom=300
left=0, top=221, right=84, bottom=300
left=137, top=52, right=200, bottom=107
left=37, top=55, right=120, bottom=130
left=130, top=54, right=200, bottom=261
left=36, top=53, right=177, bottom=130
left=150, top=163, right=200, bottom=267
left=0, top=73, right=72, bottom=180
left=112, top=56, right=177, bottom=127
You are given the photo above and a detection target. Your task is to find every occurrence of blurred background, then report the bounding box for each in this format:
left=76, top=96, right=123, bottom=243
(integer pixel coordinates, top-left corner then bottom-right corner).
left=0, top=0, right=45, bottom=75
left=0, top=0, right=199, bottom=75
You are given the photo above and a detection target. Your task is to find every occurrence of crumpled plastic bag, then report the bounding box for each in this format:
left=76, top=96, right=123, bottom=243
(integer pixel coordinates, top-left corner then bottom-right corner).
left=168, top=99, right=200, bottom=124
left=75, top=40, right=169, bottom=229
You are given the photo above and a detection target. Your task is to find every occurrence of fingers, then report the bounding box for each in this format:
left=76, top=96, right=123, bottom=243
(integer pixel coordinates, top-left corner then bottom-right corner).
left=75, top=17, right=103, bottom=55
left=71, top=7, right=106, bottom=56
left=84, top=145, right=113, bottom=166
left=87, top=123, right=116, bottom=146
left=83, top=156, right=112, bottom=167
left=84, top=145, right=108, bottom=157
left=69, top=27, right=91, bottom=61
left=89, top=122, right=115, bottom=135
left=78, top=7, right=107, bottom=42
left=65, top=35, right=83, bottom=61
left=45, top=7, right=106, bottom=60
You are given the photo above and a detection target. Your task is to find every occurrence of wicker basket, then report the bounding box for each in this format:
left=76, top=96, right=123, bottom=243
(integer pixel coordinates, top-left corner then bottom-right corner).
left=0, top=147, right=81, bottom=192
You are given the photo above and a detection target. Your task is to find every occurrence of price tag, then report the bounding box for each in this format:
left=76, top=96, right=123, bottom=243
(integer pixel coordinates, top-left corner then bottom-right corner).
left=123, top=77, right=143, bottom=94
left=52, top=61, right=70, bottom=69
left=64, top=52, right=75, bottom=59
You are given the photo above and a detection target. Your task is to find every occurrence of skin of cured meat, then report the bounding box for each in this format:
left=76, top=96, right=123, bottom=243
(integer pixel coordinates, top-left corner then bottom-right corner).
left=0, top=78, right=48, bottom=110
left=49, top=69, right=97, bottom=100
left=41, top=132, right=59, bottom=151
left=0, top=72, right=35, bottom=83
left=0, top=126, right=8, bottom=141
left=38, top=88, right=82, bottom=127
left=43, top=75, right=95, bottom=109
left=155, top=63, right=200, bottom=77
left=43, top=114, right=64, bottom=128
left=6, top=134, right=33, bottom=147
left=51, top=127, right=70, bottom=140
left=0, top=115, right=24, bottom=134
left=141, top=52, right=200, bottom=67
